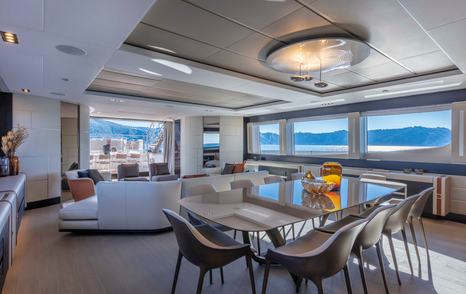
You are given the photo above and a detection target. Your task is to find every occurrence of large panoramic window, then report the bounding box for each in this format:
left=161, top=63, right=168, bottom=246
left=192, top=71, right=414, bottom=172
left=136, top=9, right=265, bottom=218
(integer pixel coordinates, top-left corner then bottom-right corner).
left=293, top=117, right=348, bottom=155
left=259, top=123, right=280, bottom=154
left=89, top=117, right=165, bottom=173
left=366, top=109, right=451, bottom=152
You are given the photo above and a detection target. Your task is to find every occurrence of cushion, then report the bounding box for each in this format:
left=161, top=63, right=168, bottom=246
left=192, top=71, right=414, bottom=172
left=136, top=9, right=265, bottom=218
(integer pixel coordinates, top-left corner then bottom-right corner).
left=151, top=174, right=179, bottom=182
left=87, top=169, right=105, bottom=184
left=152, top=163, right=170, bottom=175
left=221, top=163, right=235, bottom=175
left=68, top=162, right=79, bottom=171
left=233, top=162, right=245, bottom=173
left=77, top=170, right=89, bottom=178
left=58, top=195, right=98, bottom=220
left=182, top=174, right=208, bottom=179
left=118, top=163, right=139, bottom=179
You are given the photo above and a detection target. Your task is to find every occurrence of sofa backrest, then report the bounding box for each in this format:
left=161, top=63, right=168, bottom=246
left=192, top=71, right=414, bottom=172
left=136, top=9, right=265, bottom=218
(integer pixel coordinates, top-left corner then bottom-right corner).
left=180, top=170, right=269, bottom=198
left=96, top=180, right=181, bottom=230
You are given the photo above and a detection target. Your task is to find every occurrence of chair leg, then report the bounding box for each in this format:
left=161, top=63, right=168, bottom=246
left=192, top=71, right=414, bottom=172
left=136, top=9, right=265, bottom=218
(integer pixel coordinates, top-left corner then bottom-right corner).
left=256, top=232, right=261, bottom=256
left=233, top=229, right=237, bottom=240
left=311, top=218, right=315, bottom=229
left=291, top=223, right=296, bottom=240
left=220, top=267, right=224, bottom=284
left=408, top=218, right=421, bottom=268
left=401, top=227, right=414, bottom=275
left=315, top=278, right=324, bottom=294
left=196, top=268, right=207, bottom=294
left=343, top=263, right=353, bottom=294
left=356, top=247, right=368, bottom=294
left=387, top=234, right=402, bottom=285
left=246, top=255, right=256, bottom=294
left=209, top=270, right=213, bottom=285
left=419, top=218, right=430, bottom=257
left=261, top=260, right=271, bottom=294
left=171, top=251, right=183, bottom=294
left=376, top=241, right=389, bottom=294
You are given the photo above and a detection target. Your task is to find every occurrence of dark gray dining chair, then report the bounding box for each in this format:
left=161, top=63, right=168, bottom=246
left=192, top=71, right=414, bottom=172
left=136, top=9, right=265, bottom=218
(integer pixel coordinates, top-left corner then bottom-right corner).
left=381, top=194, right=421, bottom=285
left=408, top=187, right=435, bottom=263
left=318, top=205, right=397, bottom=294
left=163, top=209, right=256, bottom=294
left=262, top=218, right=367, bottom=294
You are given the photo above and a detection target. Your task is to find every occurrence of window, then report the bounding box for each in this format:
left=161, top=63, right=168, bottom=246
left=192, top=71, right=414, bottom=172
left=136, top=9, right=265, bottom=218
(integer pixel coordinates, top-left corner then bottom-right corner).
left=89, top=117, right=165, bottom=173
left=259, top=123, right=280, bottom=154
left=293, top=117, right=348, bottom=155
left=203, top=132, right=220, bottom=168
left=366, top=109, right=451, bottom=152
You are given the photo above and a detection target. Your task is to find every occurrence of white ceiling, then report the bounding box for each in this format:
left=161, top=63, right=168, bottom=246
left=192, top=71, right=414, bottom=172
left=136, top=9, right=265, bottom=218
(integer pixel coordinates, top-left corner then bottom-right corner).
left=0, top=0, right=466, bottom=121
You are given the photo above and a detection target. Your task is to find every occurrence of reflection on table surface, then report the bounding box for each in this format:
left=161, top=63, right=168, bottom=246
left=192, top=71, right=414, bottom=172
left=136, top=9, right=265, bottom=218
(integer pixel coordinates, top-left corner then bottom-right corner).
left=179, top=178, right=399, bottom=232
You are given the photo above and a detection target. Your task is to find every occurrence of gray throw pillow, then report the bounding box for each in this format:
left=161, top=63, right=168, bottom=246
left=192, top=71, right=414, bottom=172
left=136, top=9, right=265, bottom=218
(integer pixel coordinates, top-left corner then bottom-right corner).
left=154, top=163, right=170, bottom=175
left=87, top=169, right=105, bottom=184
left=221, top=163, right=235, bottom=175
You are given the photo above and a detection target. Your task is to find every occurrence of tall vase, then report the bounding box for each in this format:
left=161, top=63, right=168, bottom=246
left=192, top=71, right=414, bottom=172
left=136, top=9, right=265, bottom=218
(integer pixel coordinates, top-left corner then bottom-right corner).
left=10, top=156, right=19, bottom=176
left=0, top=157, right=9, bottom=177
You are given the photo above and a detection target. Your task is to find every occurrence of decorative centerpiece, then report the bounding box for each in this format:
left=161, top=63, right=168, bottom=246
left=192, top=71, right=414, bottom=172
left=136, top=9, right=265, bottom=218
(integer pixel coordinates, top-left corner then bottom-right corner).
left=1, top=125, right=28, bottom=176
left=301, top=177, right=335, bottom=195
left=320, top=161, right=343, bottom=191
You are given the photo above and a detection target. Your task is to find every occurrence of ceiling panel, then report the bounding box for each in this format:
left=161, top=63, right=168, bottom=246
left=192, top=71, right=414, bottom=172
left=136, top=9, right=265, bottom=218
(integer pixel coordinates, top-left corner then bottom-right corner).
left=88, top=70, right=280, bottom=109
left=141, top=0, right=253, bottom=48
left=126, top=23, right=221, bottom=60
left=322, top=70, right=374, bottom=87
left=399, top=0, right=466, bottom=30
left=399, top=51, right=456, bottom=74
left=225, top=32, right=284, bottom=61
left=184, top=0, right=301, bottom=30
left=350, top=61, right=414, bottom=82
left=261, top=7, right=346, bottom=42
left=0, top=0, right=43, bottom=31
left=309, top=0, right=440, bottom=60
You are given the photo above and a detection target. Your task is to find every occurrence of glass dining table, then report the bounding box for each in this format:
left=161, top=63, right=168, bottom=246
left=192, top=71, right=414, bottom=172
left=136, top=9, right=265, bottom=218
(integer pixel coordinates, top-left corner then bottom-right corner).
left=179, top=177, right=401, bottom=263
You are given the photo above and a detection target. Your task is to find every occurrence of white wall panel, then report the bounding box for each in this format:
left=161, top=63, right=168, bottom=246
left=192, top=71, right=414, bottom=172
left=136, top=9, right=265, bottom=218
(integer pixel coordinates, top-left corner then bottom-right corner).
left=13, top=94, right=61, bottom=203
left=220, top=116, right=243, bottom=168
left=180, top=116, right=203, bottom=176
left=79, top=105, right=90, bottom=170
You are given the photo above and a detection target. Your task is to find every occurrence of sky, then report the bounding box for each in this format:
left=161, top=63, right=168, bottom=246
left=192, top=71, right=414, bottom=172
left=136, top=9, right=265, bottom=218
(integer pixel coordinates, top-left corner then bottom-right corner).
left=98, top=118, right=159, bottom=128
left=259, top=110, right=451, bottom=134
left=367, top=110, right=451, bottom=130
left=204, top=133, right=219, bottom=144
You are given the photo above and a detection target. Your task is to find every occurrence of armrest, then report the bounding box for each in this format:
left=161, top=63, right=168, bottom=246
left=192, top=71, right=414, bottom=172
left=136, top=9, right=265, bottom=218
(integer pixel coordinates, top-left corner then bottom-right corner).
left=68, top=178, right=96, bottom=201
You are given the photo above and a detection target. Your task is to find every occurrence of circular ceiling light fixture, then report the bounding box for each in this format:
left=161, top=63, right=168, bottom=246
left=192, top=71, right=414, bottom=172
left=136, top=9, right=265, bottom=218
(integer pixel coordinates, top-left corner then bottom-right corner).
left=266, top=37, right=370, bottom=83
left=56, top=45, right=87, bottom=56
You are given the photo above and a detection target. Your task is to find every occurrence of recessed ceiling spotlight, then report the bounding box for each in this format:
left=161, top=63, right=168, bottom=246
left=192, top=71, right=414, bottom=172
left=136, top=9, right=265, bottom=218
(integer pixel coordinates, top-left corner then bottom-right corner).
left=382, top=89, right=389, bottom=93
left=147, top=45, right=176, bottom=54
left=1, top=31, right=18, bottom=44
left=152, top=59, right=192, bottom=74
left=61, top=78, right=70, bottom=82
left=56, top=45, right=87, bottom=56
left=314, top=81, right=328, bottom=88
left=50, top=92, right=65, bottom=96
left=21, top=88, right=30, bottom=93
left=138, top=67, right=162, bottom=76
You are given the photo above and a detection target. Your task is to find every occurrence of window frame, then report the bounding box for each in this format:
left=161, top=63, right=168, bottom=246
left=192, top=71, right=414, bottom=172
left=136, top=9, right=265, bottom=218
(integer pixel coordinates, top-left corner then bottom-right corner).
left=256, top=120, right=282, bottom=155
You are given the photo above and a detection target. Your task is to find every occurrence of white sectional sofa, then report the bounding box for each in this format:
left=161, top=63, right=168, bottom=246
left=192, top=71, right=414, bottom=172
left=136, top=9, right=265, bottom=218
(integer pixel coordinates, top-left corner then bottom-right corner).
left=58, top=171, right=269, bottom=232
left=59, top=181, right=181, bottom=232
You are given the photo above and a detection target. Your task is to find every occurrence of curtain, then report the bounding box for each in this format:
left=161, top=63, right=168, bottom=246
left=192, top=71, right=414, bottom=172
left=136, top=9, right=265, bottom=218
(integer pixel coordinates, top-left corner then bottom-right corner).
left=163, top=121, right=174, bottom=172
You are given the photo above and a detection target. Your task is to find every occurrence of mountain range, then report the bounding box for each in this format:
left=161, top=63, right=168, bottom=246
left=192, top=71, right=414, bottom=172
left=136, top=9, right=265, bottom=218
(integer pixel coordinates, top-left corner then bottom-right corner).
left=261, top=126, right=451, bottom=146
left=90, top=119, right=161, bottom=141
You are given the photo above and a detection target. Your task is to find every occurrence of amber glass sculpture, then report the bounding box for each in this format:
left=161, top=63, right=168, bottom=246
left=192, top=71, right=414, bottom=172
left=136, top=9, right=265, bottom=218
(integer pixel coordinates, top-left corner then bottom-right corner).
left=320, top=162, right=343, bottom=191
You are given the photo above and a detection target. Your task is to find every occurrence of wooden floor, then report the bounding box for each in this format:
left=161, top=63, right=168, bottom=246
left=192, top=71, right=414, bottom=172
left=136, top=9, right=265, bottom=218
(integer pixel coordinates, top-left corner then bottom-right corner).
left=3, top=205, right=466, bottom=294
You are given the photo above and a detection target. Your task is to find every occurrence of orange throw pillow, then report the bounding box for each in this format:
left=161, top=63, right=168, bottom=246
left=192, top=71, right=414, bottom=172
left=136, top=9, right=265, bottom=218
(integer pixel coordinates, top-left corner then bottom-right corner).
left=233, top=162, right=245, bottom=173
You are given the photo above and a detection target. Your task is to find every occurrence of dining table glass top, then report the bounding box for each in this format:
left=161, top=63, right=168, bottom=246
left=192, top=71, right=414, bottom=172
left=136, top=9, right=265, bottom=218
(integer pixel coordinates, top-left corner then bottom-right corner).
left=179, top=177, right=399, bottom=232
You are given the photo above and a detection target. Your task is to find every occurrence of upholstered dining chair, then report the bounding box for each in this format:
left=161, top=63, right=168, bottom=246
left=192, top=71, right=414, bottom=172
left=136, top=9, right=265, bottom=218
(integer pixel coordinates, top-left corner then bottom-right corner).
left=381, top=193, right=421, bottom=285
left=318, top=205, right=397, bottom=294
left=230, top=179, right=254, bottom=190
left=264, top=175, right=285, bottom=184
left=408, top=187, right=435, bottom=264
left=163, top=209, right=256, bottom=294
left=262, top=218, right=368, bottom=294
